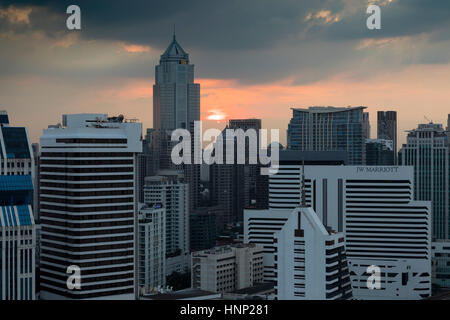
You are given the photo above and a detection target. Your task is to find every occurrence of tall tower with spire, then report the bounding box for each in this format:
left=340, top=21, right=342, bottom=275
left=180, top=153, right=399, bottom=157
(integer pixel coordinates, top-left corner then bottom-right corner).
left=152, top=33, right=200, bottom=210
left=153, top=32, right=200, bottom=131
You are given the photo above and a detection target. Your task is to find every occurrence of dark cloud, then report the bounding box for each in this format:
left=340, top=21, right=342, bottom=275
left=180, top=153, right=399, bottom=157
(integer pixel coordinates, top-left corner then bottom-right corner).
left=1, top=0, right=450, bottom=84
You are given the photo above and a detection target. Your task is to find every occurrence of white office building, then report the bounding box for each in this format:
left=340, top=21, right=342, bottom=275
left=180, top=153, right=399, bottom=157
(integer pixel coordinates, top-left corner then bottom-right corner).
left=191, top=244, right=264, bottom=293
left=275, top=207, right=352, bottom=300
left=138, top=203, right=166, bottom=295
left=144, top=171, right=189, bottom=256
left=245, top=157, right=432, bottom=299
left=39, top=114, right=142, bottom=300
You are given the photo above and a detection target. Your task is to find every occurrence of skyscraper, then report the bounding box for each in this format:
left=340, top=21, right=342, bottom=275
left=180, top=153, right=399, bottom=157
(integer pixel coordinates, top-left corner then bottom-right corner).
left=137, top=203, right=166, bottom=295
left=0, top=111, right=36, bottom=300
left=143, top=171, right=189, bottom=257
left=399, top=123, right=449, bottom=240
left=152, top=33, right=200, bottom=210
left=377, top=111, right=397, bottom=164
left=287, top=106, right=367, bottom=165
left=39, top=114, right=142, bottom=300
left=210, top=119, right=263, bottom=226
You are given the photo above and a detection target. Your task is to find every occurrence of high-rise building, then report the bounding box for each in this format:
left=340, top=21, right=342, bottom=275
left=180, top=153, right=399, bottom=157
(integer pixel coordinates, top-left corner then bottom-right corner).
left=245, top=152, right=432, bottom=299
left=275, top=207, right=352, bottom=300
left=152, top=34, right=200, bottom=211
left=365, top=139, right=395, bottom=165
left=39, top=114, right=142, bottom=300
left=191, top=244, right=264, bottom=293
left=287, top=106, right=367, bottom=165
left=363, top=112, right=371, bottom=140
left=136, top=129, right=156, bottom=204
left=399, top=123, right=449, bottom=240
left=190, top=206, right=217, bottom=252
left=0, top=111, right=36, bottom=300
left=377, top=111, right=397, bottom=164
left=137, top=203, right=166, bottom=295
left=210, top=119, right=265, bottom=227
left=143, top=170, right=189, bottom=274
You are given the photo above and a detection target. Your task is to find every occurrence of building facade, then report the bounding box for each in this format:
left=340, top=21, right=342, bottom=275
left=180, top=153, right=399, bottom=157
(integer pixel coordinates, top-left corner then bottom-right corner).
left=152, top=34, right=200, bottom=211
left=287, top=106, right=367, bottom=165
left=210, top=119, right=263, bottom=226
left=190, top=206, right=217, bottom=252
left=275, top=207, right=352, bottom=300
left=191, top=244, right=264, bottom=293
left=245, top=159, right=432, bottom=299
left=138, top=204, right=166, bottom=295
left=39, top=114, right=142, bottom=300
left=399, top=123, right=449, bottom=240
left=377, top=111, right=397, bottom=164
left=0, top=111, right=36, bottom=300
left=365, top=139, right=395, bottom=166
left=143, top=171, right=189, bottom=258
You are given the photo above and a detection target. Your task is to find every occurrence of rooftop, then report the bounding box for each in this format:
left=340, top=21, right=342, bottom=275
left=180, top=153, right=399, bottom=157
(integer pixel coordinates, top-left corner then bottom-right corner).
left=292, top=106, right=366, bottom=113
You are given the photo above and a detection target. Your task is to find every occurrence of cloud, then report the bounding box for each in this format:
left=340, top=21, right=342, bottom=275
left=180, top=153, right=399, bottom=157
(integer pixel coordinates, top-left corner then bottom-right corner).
left=0, top=4, right=32, bottom=24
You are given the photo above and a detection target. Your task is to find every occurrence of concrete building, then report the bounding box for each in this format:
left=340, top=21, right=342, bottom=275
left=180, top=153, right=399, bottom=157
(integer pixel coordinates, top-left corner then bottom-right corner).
left=144, top=171, right=189, bottom=258
left=39, top=114, right=142, bottom=300
left=377, top=111, right=397, bottom=164
left=0, top=111, right=36, bottom=300
left=190, top=206, right=217, bottom=252
left=245, top=152, right=432, bottom=299
left=191, top=244, right=264, bottom=293
left=287, top=106, right=367, bottom=165
left=210, top=119, right=263, bottom=227
left=365, top=139, right=395, bottom=166
left=275, top=207, right=352, bottom=300
left=432, top=240, right=450, bottom=288
left=399, top=123, right=449, bottom=240
left=138, top=203, right=166, bottom=295
left=363, top=112, right=371, bottom=140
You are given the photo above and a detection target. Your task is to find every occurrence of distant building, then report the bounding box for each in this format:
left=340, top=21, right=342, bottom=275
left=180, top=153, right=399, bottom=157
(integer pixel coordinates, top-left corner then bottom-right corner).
left=363, top=112, right=371, bottom=140
left=191, top=244, right=264, bottom=293
left=190, top=206, right=217, bottom=252
left=287, top=106, right=366, bottom=165
left=432, top=241, right=450, bottom=288
left=399, top=123, right=449, bottom=240
left=144, top=171, right=189, bottom=257
left=210, top=119, right=263, bottom=227
left=275, top=207, right=352, bottom=300
left=447, top=114, right=450, bottom=140
left=365, top=139, right=395, bottom=165
left=39, top=113, right=142, bottom=300
left=0, top=111, right=36, bottom=300
left=136, top=128, right=156, bottom=203
left=377, top=111, right=397, bottom=164
left=138, top=203, right=166, bottom=295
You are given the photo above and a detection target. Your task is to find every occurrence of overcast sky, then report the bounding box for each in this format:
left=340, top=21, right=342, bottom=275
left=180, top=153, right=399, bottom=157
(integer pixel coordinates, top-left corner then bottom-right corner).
left=1, top=0, right=450, bottom=146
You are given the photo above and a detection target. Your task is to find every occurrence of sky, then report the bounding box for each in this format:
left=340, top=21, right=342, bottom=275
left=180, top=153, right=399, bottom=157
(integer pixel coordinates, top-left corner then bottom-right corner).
left=1, top=0, right=450, bottom=147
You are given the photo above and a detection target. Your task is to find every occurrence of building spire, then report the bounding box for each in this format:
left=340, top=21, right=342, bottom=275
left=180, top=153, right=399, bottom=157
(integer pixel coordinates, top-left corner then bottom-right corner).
left=173, top=24, right=176, bottom=41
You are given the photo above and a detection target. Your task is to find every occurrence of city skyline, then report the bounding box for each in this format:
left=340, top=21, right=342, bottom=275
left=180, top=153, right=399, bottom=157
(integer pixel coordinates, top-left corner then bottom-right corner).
left=1, top=1, right=450, bottom=146
left=2, top=0, right=450, bottom=304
